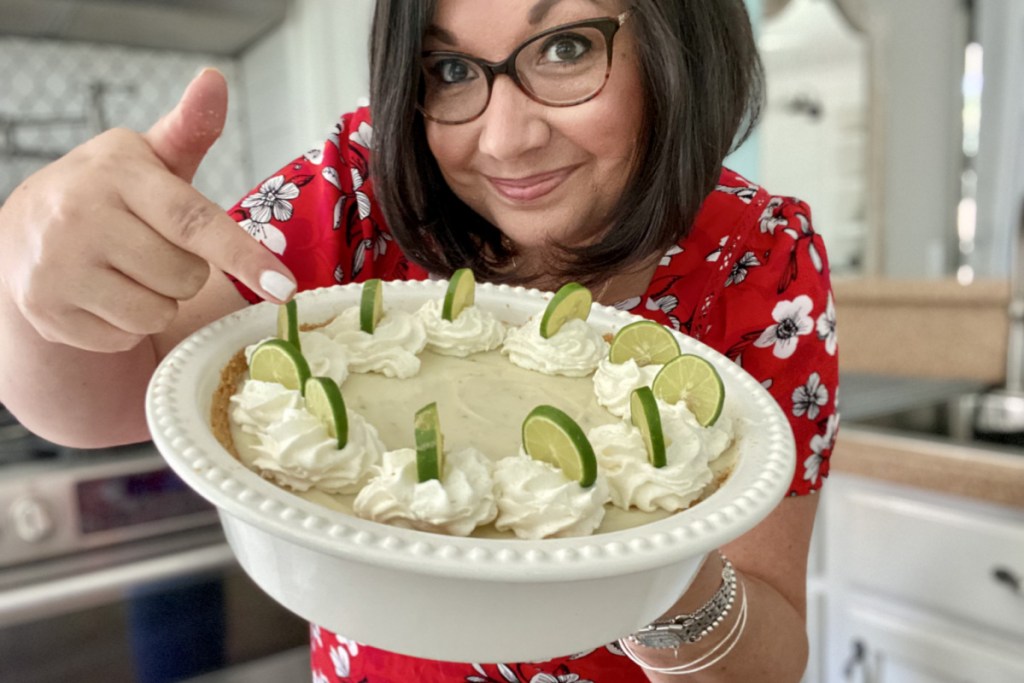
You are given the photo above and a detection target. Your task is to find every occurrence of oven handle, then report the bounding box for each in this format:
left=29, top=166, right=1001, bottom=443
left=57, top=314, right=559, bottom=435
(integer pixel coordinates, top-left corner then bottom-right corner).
left=0, top=542, right=236, bottom=628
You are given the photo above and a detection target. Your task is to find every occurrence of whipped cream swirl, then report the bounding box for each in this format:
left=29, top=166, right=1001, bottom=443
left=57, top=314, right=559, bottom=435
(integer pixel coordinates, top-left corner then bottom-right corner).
left=592, top=357, right=662, bottom=419
left=415, top=298, right=506, bottom=356
left=297, top=329, right=351, bottom=384
left=590, top=400, right=734, bottom=512
left=320, top=307, right=427, bottom=378
left=230, top=380, right=385, bottom=494
left=493, top=454, right=610, bottom=539
left=501, top=316, right=608, bottom=377
left=353, top=447, right=498, bottom=536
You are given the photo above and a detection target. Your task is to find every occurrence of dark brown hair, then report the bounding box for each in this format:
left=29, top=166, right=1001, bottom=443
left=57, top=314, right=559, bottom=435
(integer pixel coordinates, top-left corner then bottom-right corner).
left=369, top=0, right=764, bottom=286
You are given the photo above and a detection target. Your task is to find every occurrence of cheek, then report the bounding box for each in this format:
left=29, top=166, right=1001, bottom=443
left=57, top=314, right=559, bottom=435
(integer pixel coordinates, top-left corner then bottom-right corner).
left=425, top=125, right=467, bottom=181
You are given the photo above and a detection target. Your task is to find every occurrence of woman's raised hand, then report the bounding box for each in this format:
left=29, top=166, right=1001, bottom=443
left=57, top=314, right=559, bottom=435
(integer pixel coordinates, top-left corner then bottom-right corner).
left=0, top=68, right=295, bottom=354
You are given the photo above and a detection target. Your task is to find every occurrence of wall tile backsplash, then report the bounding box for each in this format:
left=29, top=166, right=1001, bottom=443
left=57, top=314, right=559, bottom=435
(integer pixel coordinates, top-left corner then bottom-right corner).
left=0, top=37, right=252, bottom=208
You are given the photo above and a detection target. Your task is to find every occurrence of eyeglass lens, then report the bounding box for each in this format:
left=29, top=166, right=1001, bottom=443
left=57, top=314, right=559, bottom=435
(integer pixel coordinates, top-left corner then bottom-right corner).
left=421, top=24, right=612, bottom=123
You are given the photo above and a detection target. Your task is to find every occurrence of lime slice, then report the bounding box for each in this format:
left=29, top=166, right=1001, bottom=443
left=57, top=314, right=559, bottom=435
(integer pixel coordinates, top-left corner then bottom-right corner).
left=651, top=354, right=725, bottom=427
left=630, top=386, right=667, bottom=467
left=521, top=405, right=597, bottom=487
left=609, top=320, right=681, bottom=366
left=539, top=282, right=592, bottom=339
left=249, top=338, right=311, bottom=393
left=360, top=278, right=383, bottom=333
left=442, top=268, right=475, bottom=321
left=414, top=402, right=445, bottom=483
left=276, top=299, right=301, bottom=351
left=304, top=377, right=348, bottom=448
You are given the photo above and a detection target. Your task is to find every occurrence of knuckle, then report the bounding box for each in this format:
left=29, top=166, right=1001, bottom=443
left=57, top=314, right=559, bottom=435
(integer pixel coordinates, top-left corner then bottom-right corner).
left=169, top=200, right=222, bottom=247
left=179, top=257, right=211, bottom=297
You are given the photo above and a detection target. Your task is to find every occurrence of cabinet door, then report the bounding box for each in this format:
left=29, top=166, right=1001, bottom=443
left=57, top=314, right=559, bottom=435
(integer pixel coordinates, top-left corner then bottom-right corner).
left=833, top=599, right=1024, bottom=683
left=826, top=476, right=1024, bottom=639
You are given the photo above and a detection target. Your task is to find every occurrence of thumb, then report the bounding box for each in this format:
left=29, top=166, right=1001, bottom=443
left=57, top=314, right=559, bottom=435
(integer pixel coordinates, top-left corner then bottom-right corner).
left=144, top=68, right=228, bottom=181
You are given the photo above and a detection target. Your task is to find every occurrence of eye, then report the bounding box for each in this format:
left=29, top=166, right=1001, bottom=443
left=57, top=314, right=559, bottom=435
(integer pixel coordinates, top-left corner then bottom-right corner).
left=539, top=33, right=592, bottom=63
left=429, top=58, right=477, bottom=85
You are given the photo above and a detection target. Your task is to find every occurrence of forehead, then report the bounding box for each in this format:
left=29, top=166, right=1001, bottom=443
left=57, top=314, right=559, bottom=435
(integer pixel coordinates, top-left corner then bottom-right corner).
left=427, top=0, right=624, bottom=52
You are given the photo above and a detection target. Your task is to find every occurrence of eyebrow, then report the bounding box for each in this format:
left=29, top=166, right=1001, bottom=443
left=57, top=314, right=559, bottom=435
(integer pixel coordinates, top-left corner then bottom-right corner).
left=425, top=0, right=605, bottom=48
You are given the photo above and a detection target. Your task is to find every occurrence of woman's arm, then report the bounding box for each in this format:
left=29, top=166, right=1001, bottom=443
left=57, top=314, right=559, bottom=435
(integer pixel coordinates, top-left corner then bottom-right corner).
left=627, top=494, right=818, bottom=682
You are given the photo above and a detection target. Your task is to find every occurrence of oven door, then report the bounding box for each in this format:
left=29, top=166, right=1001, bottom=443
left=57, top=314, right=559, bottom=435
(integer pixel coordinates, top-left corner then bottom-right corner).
left=0, top=526, right=310, bottom=683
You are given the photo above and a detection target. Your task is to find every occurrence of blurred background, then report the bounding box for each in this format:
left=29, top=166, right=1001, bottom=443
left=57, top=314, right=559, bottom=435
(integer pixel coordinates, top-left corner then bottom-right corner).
left=0, top=0, right=1022, bottom=681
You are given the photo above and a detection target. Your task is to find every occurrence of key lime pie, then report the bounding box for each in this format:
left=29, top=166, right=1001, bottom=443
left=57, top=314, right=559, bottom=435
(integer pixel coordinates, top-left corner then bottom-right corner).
left=211, top=271, right=739, bottom=540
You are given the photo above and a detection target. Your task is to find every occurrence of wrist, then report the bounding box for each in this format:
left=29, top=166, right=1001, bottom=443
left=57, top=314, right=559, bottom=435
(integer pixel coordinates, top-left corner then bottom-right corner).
left=619, top=552, right=749, bottom=676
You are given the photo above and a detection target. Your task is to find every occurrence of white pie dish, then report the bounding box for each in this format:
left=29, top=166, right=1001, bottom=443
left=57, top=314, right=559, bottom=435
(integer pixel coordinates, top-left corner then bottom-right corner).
left=145, top=279, right=795, bottom=663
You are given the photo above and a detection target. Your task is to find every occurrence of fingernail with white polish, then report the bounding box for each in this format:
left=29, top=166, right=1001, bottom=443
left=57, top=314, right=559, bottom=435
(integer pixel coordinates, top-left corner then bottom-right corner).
left=259, top=270, right=296, bottom=301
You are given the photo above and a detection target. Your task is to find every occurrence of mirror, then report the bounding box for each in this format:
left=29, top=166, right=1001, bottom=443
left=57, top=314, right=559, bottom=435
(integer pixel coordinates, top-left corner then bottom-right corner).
left=755, top=0, right=1022, bottom=282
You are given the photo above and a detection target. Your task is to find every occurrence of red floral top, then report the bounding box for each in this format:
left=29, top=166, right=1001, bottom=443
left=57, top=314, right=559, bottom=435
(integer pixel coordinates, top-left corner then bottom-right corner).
left=229, top=107, right=839, bottom=683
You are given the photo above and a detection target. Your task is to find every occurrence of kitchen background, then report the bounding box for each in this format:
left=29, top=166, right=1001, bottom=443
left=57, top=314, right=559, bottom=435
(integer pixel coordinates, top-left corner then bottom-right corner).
left=0, top=0, right=1022, bottom=682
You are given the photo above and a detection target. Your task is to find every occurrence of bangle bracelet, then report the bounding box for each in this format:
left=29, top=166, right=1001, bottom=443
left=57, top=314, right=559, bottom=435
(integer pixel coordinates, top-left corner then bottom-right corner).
left=619, top=581, right=748, bottom=675
left=625, top=553, right=736, bottom=649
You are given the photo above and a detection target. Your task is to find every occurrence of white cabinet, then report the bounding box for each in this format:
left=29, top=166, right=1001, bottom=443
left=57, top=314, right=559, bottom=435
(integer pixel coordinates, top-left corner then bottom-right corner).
left=818, top=474, right=1024, bottom=683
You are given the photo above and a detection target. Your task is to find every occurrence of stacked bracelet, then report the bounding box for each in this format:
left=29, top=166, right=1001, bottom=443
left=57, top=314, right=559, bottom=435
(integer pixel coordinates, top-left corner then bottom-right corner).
left=625, top=553, right=737, bottom=650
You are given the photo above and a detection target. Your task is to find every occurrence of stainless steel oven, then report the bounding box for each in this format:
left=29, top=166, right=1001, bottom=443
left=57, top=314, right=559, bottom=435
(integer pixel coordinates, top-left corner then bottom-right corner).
left=0, top=407, right=309, bottom=683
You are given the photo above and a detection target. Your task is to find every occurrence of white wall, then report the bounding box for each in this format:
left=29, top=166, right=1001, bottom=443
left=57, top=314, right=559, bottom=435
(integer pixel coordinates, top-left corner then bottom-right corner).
left=759, top=0, right=870, bottom=276
left=0, top=37, right=250, bottom=208
left=865, top=0, right=967, bottom=279
left=240, top=0, right=374, bottom=184
left=974, top=0, right=1024, bottom=280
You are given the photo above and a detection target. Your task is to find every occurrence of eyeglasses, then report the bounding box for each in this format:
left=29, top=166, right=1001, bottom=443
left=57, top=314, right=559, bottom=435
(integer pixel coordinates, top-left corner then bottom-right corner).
left=419, top=10, right=632, bottom=125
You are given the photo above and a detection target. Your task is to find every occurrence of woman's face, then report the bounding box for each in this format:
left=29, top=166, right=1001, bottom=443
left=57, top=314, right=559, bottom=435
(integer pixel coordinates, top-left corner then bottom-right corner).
left=423, top=0, right=645, bottom=255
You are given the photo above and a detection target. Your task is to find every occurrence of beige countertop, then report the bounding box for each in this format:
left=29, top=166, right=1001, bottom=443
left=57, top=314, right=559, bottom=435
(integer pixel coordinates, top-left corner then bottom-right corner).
left=832, top=426, right=1024, bottom=509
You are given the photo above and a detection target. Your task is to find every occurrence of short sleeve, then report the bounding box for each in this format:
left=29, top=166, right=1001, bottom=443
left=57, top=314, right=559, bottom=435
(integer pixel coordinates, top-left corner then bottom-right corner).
left=714, top=196, right=839, bottom=495
left=226, top=107, right=427, bottom=304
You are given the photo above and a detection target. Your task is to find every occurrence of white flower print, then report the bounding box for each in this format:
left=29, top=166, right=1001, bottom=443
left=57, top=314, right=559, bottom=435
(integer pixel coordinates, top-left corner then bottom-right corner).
left=725, top=251, right=761, bottom=286
left=805, top=412, right=839, bottom=485
left=645, top=294, right=681, bottom=330
left=792, top=372, right=828, bottom=420
left=660, top=244, right=684, bottom=267
left=352, top=232, right=393, bottom=277
left=329, top=645, right=351, bottom=677
left=327, top=121, right=343, bottom=149
left=350, top=121, right=373, bottom=149
left=239, top=218, right=286, bottom=255
left=817, top=292, right=838, bottom=355
left=351, top=167, right=372, bottom=220
left=531, top=673, right=592, bottom=683
left=304, top=143, right=325, bottom=165
left=614, top=296, right=642, bottom=311
left=322, top=166, right=342, bottom=190
left=754, top=295, right=815, bottom=359
left=329, top=637, right=360, bottom=678
left=803, top=450, right=822, bottom=485
left=716, top=183, right=757, bottom=204
left=312, top=671, right=329, bottom=683
left=241, top=175, right=301, bottom=223
left=705, top=236, right=729, bottom=262
left=310, top=624, right=323, bottom=648
left=758, top=197, right=787, bottom=234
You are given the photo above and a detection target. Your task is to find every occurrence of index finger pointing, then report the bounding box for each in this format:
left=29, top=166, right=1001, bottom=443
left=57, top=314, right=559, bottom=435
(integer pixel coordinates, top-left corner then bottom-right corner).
left=118, top=167, right=296, bottom=303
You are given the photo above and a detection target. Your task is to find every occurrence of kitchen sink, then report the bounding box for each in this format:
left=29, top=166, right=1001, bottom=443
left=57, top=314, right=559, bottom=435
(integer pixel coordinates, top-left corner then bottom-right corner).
left=851, top=390, right=1024, bottom=452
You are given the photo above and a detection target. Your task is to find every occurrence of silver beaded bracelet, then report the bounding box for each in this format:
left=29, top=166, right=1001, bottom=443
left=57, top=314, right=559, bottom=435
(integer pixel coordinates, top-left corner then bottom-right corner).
left=625, top=553, right=737, bottom=650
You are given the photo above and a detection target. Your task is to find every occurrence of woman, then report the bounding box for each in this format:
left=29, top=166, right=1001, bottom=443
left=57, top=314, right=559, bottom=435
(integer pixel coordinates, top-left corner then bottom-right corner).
left=0, top=0, right=837, bottom=680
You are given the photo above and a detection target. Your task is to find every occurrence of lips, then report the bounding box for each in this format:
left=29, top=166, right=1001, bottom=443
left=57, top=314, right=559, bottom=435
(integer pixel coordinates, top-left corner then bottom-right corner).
left=486, top=167, right=577, bottom=202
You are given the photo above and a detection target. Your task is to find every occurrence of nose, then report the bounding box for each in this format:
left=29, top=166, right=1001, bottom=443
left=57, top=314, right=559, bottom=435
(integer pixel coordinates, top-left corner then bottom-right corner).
left=476, top=76, right=550, bottom=161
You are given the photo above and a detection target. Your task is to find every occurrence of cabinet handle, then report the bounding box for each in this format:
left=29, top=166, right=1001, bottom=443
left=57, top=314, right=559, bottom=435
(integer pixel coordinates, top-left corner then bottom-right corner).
left=992, top=566, right=1021, bottom=594
left=843, top=639, right=868, bottom=683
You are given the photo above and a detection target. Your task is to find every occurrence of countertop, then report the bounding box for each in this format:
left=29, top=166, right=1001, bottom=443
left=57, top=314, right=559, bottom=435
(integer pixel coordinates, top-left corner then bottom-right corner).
left=836, top=372, right=1024, bottom=509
